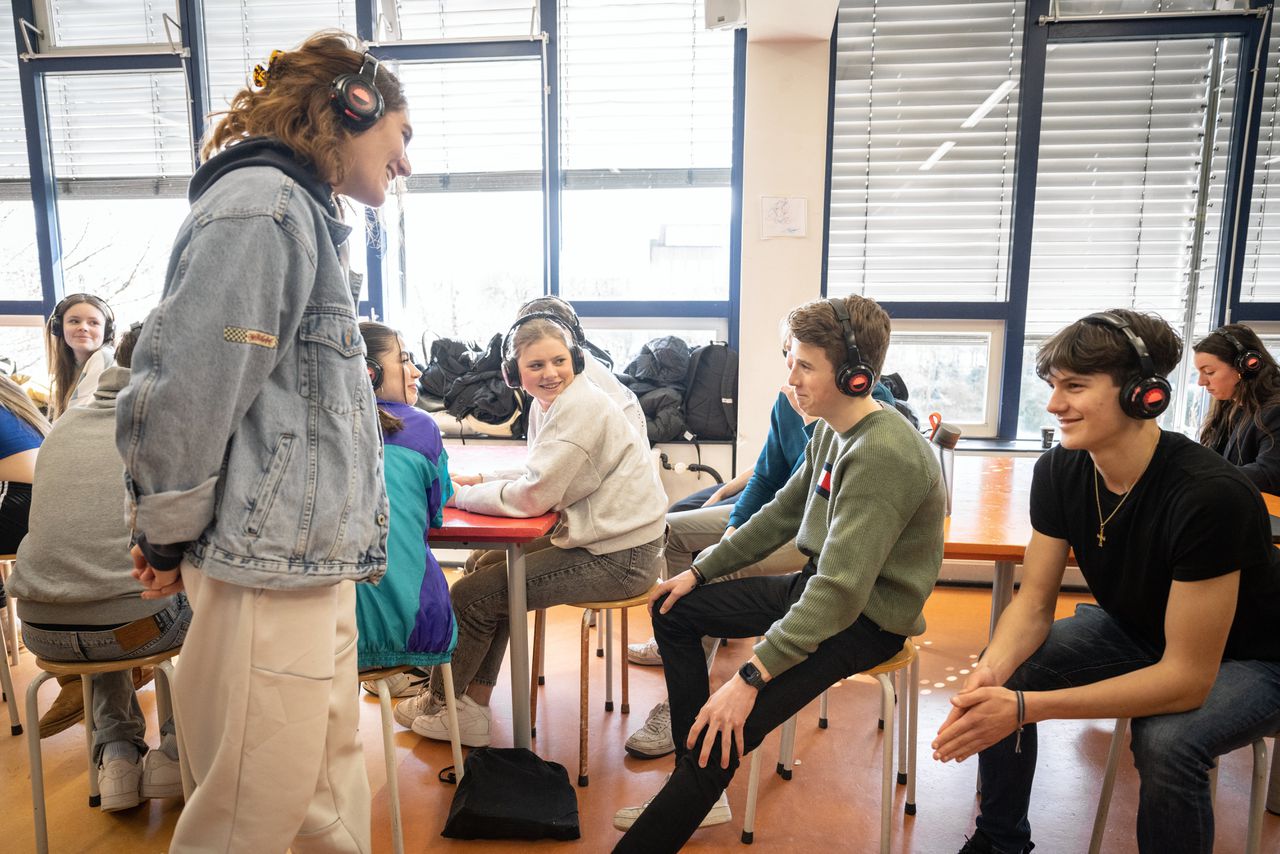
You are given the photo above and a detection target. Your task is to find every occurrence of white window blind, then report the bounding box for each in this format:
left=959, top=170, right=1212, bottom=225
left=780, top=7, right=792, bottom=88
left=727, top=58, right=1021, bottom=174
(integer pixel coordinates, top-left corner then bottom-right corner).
left=203, top=0, right=357, bottom=111
left=827, top=0, right=1023, bottom=302
left=43, top=0, right=177, bottom=48
left=558, top=0, right=733, bottom=176
left=0, top=0, right=27, bottom=180
left=1024, top=38, right=1234, bottom=337
left=394, top=0, right=536, bottom=41
left=398, top=58, right=542, bottom=187
left=1243, top=13, right=1280, bottom=303
left=45, top=71, right=193, bottom=186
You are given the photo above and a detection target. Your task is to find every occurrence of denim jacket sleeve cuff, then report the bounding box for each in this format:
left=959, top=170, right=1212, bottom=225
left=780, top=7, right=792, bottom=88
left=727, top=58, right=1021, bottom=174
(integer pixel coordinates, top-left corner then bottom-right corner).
left=137, top=535, right=188, bottom=571
left=134, top=476, right=219, bottom=545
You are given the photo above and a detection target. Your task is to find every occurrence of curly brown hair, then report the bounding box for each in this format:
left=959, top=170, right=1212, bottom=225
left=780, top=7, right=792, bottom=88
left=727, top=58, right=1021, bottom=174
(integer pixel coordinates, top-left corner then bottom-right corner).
left=201, top=31, right=406, bottom=187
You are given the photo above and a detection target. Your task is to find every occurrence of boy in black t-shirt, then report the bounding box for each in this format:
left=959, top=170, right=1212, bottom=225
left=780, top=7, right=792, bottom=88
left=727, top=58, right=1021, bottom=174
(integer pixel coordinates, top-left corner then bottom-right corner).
left=934, top=310, right=1280, bottom=854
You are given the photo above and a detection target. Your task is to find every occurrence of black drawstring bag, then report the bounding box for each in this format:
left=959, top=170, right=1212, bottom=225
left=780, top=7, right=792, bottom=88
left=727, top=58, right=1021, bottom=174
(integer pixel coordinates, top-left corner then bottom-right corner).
left=441, top=748, right=581, bottom=841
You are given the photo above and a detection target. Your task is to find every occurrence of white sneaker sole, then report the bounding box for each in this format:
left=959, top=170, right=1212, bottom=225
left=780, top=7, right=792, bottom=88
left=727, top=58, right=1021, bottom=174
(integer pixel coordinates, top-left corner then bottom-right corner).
left=99, top=790, right=142, bottom=812
left=613, top=800, right=730, bottom=831
left=140, top=777, right=183, bottom=799
left=411, top=716, right=491, bottom=748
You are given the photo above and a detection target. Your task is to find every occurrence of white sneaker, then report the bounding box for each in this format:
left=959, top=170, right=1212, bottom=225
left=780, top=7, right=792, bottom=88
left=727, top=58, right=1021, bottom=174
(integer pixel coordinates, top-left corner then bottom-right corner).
left=362, top=670, right=425, bottom=699
left=625, top=700, right=674, bottom=759
left=139, top=749, right=183, bottom=799
left=413, top=693, right=491, bottom=748
left=627, top=637, right=663, bottom=666
left=98, top=754, right=144, bottom=812
left=613, top=783, right=730, bottom=831
left=394, top=689, right=440, bottom=729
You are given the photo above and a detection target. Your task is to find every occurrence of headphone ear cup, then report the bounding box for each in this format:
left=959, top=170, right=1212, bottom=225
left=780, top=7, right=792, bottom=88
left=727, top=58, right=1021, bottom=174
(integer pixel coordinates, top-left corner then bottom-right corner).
left=835, top=363, right=874, bottom=397
left=1239, top=350, right=1264, bottom=377
left=502, top=357, right=521, bottom=389
left=571, top=346, right=585, bottom=376
left=1121, top=376, right=1171, bottom=419
left=364, top=358, right=383, bottom=390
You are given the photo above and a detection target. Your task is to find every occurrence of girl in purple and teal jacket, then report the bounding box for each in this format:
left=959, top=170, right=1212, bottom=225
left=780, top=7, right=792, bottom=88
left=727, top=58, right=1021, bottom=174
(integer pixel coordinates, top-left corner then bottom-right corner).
left=356, top=321, right=456, bottom=672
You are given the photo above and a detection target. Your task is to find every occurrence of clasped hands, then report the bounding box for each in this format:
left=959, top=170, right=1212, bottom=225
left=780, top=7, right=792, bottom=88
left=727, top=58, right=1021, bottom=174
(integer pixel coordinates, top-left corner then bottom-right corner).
left=931, top=662, right=1021, bottom=764
left=131, top=544, right=184, bottom=600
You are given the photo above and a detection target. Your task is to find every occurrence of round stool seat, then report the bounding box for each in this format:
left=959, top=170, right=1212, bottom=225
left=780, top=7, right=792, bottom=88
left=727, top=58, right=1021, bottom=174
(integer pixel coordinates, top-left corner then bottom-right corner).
left=863, top=639, right=916, bottom=677
left=35, top=645, right=181, bottom=677
left=0, top=554, right=16, bottom=561
left=567, top=588, right=654, bottom=612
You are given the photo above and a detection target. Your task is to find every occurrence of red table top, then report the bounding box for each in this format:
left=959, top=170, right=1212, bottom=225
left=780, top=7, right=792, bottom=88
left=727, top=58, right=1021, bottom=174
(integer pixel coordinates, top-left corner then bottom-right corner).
left=431, top=441, right=557, bottom=544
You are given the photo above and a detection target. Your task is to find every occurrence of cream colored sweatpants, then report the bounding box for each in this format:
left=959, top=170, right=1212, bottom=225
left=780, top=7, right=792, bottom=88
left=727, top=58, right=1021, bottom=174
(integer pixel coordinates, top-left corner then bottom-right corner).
left=171, top=566, right=371, bottom=854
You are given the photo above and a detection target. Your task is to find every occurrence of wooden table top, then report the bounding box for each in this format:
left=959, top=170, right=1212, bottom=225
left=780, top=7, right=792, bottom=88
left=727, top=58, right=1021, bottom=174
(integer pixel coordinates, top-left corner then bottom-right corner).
left=943, top=455, right=1038, bottom=563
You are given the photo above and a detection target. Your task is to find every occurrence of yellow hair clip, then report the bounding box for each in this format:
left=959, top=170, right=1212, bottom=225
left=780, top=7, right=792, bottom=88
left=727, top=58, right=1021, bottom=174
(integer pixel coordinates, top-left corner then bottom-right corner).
left=252, top=49, right=285, bottom=89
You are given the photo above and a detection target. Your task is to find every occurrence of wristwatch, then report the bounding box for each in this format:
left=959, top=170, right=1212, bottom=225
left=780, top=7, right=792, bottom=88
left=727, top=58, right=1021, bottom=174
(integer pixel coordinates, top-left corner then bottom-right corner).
left=738, top=661, right=767, bottom=690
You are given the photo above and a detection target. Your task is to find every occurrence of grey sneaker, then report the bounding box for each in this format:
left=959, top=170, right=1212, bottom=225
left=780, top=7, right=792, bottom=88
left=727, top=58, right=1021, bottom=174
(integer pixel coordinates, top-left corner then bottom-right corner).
left=393, top=689, right=440, bottom=729
left=627, top=637, right=663, bottom=666
left=625, top=700, right=674, bottom=759
left=613, top=784, right=730, bottom=831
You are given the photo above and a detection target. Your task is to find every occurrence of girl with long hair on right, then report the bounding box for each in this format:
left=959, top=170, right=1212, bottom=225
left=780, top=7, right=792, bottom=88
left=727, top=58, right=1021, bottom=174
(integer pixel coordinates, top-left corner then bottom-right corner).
left=45, top=292, right=115, bottom=420
left=1193, top=323, right=1280, bottom=493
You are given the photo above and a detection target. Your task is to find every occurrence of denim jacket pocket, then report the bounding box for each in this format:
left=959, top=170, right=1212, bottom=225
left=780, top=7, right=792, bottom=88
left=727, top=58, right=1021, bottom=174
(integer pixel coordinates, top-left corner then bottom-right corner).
left=245, top=433, right=296, bottom=537
left=298, top=308, right=366, bottom=414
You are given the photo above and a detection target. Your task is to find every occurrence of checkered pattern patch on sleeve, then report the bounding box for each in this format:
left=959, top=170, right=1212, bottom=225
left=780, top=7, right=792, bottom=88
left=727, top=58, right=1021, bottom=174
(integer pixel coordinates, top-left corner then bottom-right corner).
left=224, top=326, right=279, bottom=349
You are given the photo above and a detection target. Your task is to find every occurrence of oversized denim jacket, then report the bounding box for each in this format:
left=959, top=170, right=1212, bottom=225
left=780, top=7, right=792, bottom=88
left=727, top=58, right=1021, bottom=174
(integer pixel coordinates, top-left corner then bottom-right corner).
left=117, top=158, right=388, bottom=589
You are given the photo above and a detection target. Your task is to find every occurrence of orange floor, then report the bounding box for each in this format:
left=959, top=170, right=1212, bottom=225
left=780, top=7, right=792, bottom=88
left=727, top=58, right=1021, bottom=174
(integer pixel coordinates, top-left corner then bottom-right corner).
left=1, top=583, right=1276, bottom=853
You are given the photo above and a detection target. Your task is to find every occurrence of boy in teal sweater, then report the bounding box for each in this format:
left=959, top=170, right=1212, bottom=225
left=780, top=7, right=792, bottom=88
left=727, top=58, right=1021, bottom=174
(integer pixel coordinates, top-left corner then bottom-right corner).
left=613, top=295, right=946, bottom=851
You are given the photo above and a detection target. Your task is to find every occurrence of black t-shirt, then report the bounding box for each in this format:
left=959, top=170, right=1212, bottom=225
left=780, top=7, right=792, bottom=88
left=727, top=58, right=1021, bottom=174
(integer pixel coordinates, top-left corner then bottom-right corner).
left=1031, top=430, right=1280, bottom=661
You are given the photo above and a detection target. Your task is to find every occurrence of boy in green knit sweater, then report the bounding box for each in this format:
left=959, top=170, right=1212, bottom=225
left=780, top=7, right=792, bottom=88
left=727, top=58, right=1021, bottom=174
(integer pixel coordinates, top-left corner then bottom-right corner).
left=613, top=295, right=946, bottom=852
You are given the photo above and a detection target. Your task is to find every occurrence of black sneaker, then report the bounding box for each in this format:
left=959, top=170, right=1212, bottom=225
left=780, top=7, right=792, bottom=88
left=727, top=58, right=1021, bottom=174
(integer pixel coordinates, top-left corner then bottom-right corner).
left=957, top=830, right=1034, bottom=854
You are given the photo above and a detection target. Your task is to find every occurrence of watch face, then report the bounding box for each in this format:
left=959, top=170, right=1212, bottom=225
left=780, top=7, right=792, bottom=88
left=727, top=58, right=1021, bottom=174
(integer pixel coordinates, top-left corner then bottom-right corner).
left=739, top=662, right=763, bottom=688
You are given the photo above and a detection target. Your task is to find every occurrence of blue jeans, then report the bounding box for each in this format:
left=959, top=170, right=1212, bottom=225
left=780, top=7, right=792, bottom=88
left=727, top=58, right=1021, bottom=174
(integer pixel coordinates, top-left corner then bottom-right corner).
left=976, top=603, right=1280, bottom=854
left=22, top=595, right=191, bottom=763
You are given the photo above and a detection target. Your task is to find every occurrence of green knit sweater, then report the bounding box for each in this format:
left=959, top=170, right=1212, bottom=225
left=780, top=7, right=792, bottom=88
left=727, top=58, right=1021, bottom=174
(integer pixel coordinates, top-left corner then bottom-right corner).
left=695, top=406, right=946, bottom=678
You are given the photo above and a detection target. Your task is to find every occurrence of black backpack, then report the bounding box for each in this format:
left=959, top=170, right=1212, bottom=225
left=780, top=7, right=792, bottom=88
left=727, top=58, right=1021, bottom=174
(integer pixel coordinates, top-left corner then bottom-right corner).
left=683, top=342, right=738, bottom=440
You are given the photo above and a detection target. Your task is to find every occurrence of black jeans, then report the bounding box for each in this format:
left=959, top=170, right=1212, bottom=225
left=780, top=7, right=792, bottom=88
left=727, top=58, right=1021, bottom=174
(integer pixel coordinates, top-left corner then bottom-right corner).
left=613, top=567, right=906, bottom=853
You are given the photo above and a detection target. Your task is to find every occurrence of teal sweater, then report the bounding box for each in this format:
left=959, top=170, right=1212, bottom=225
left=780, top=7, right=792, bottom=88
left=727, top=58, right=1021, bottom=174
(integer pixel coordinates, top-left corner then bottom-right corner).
left=695, top=407, right=945, bottom=678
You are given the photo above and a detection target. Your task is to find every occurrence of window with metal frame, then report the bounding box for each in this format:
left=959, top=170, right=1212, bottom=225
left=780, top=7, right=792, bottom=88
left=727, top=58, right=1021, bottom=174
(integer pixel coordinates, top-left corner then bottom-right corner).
left=557, top=0, right=734, bottom=302
left=36, top=0, right=179, bottom=50
left=1242, top=13, right=1280, bottom=304
left=0, top=0, right=41, bottom=303
left=826, top=0, right=1023, bottom=303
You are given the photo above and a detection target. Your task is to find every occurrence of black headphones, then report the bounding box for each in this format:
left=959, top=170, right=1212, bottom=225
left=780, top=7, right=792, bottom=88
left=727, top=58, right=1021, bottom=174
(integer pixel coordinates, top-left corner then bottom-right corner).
left=365, top=357, right=384, bottom=391
left=827, top=298, right=875, bottom=397
left=1081, top=313, right=1171, bottom=419
left=1214, top=328, right=1264, bottom=378
left=330, top=53, right=385, bottom=132
left=50, top=293, right=115, bottom=345
left=501, top=312, right=586, bottom=390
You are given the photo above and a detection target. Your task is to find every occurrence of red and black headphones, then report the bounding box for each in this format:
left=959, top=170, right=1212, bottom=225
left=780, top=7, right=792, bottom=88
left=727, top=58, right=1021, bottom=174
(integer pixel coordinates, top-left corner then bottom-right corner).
left=330, top=53, right=385, bottom=132
left=365, top=357, right=384, bottom=391
left=1081, top=313, right=1171, bottom=420
left=827, top=297, right=875, bottom=397
left=501, top=313, right=586, bottom=390
left=50, top=293, right=115, bottom=344
left=1214, top=327, right=1264, bottom=378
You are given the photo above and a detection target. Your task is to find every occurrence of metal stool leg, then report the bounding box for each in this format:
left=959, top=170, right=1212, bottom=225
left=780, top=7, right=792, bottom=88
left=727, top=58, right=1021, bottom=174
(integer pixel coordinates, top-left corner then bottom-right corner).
left=578, top=609, right=590, bottom=787
left=875, top=673, right=895, bottom=854
left=896, top=668, right=908, bottom=785
left=375, top=679, right=405, bottom=854
left=776, top=715, right=796, bottom=780
left=604, top=609, right=615, bottom=712
left=818, top=688, right=829, bottom=729
left=529, top=608, right=545, bottom=738
left=1089, top=718, right=1129, bottom=854
left=1, top=560, right=18, bottom=667
left=439, top=663, right=465, bottom=782
left=26, top=670, right=55, bottom=854
left=741, top=735, right=765, bottom=844
left=620, top=606, right=631, bottom=715
left=0, top=625, right=21, bottom=734
left=1247, top=738, right=1268, bottom=854
left=83, top=674, right=99, bottom=807
left=906, top=652, right=919, bottom=815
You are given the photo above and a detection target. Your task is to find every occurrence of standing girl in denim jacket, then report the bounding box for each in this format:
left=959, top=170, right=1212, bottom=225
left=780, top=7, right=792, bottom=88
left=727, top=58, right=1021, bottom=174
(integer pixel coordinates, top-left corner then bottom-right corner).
left=118, top=32, right=411, bottom=853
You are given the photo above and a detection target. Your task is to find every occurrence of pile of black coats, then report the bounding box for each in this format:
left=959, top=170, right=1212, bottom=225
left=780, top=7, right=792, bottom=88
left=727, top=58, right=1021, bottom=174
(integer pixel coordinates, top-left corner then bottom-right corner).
left=419, top=335, right=522, bottom=428
left=617, top=335, right=694, bottom=443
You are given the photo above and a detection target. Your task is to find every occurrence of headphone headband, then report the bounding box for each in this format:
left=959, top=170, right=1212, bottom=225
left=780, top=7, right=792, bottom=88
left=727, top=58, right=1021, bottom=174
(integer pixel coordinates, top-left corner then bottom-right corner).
left=51, top=292, right=116, bottom=345
left=827, top=297, right=875, bottom=397
left=1081, top=312, right=1170, bottom=419
left=501, top=312, right=586, bottom=389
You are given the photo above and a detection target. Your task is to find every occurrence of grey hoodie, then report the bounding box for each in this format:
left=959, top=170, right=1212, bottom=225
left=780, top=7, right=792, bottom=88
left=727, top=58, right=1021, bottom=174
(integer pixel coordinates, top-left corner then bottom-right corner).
left=11, top=366, right=173, bottom=624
